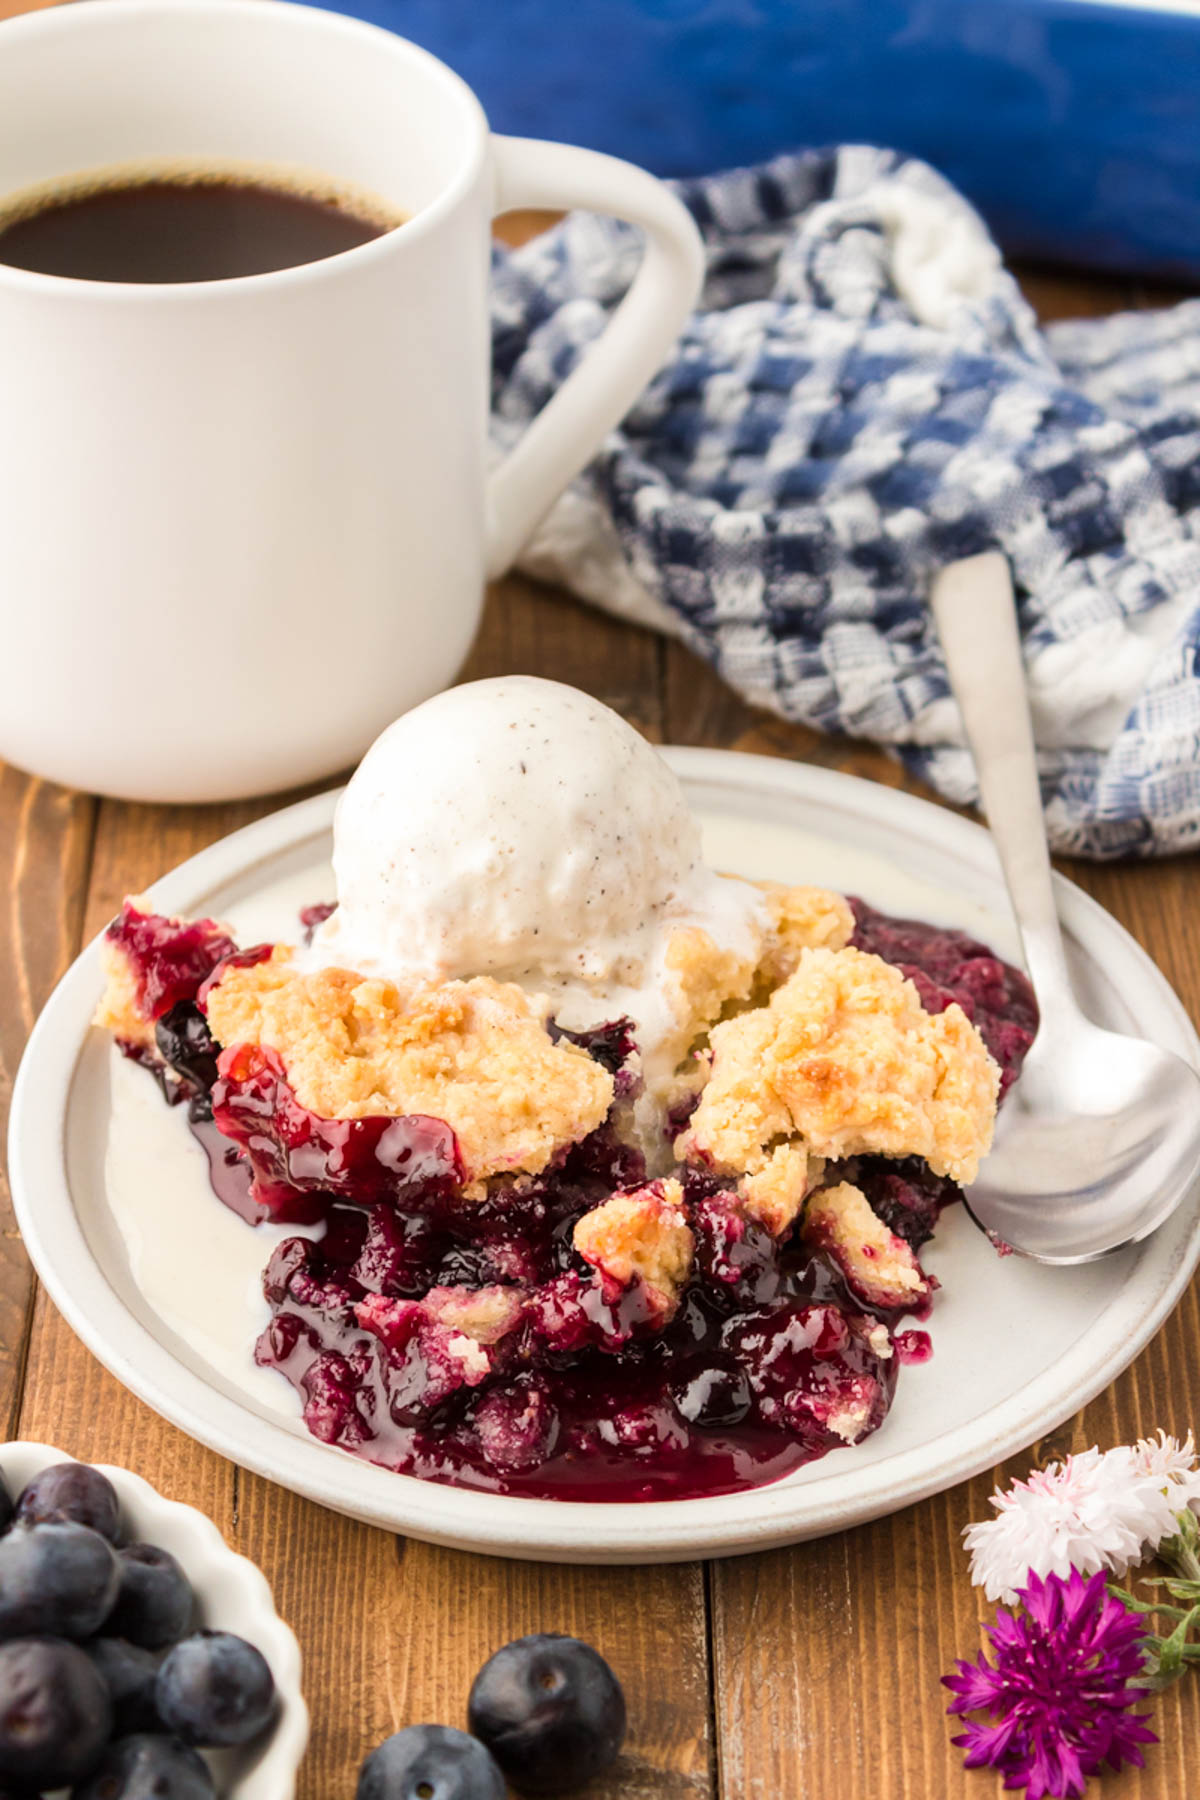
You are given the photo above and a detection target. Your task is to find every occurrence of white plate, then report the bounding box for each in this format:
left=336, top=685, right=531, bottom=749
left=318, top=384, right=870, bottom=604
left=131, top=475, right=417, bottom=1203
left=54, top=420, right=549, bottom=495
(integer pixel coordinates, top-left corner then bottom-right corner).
left=10, top=750, right=1200, bottom=1564
left=0, top=1441, right=308, bottom=1797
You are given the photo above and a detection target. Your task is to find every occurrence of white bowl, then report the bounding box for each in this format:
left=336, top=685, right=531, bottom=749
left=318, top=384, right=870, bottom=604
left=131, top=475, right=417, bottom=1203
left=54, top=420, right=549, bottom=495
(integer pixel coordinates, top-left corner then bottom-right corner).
left=0, top=1442, right=308, bottom=1798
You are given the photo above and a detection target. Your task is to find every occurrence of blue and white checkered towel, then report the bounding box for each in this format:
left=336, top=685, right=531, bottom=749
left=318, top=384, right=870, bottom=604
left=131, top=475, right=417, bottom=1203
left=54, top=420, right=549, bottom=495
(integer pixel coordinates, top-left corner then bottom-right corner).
left=489, top=146, right=1200, bottom=859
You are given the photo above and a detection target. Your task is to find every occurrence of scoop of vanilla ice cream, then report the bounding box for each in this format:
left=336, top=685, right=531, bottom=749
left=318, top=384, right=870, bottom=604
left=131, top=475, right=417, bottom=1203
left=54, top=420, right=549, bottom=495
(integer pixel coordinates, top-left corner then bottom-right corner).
left=309, top=677, right=766, bottom=1123
left=314, top=676, right=754, bottom=985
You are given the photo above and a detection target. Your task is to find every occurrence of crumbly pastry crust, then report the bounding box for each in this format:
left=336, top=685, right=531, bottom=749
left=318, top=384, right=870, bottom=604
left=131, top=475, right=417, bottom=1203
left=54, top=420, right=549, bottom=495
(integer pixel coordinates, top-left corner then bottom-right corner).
left=93, top=890, right=174, bottom=1048
left=421, top=1284, right=526, bottom=1344
left=661, top=925, right=756, bottom=1066
left=802, top=1180, right=930, bottom=1309
left=572, top=1178, right=694, bottom=1312
left=98, top=885, right=1004, bottom=1465
left=754, top=881, right=855, bottom=981
left=659, top=882, right=856, bottom=1078
left=204, top=952, right=614, bottom=1182
left=679, top=944, right=999, bottom=1185
left=738, top=1142, right=822, bottom=1237
left=94, top=939, right=156, bottom=1048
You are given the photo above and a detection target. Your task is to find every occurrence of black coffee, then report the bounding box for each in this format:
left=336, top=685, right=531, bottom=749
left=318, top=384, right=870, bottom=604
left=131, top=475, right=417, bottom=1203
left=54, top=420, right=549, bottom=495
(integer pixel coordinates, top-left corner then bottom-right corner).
left=0, top=168, right=399, bottom=283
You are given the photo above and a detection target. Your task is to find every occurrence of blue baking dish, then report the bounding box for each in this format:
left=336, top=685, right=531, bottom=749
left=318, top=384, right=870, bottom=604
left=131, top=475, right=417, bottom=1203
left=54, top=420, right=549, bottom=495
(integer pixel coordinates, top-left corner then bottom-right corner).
left=310, top=0, right=1200, bottom=280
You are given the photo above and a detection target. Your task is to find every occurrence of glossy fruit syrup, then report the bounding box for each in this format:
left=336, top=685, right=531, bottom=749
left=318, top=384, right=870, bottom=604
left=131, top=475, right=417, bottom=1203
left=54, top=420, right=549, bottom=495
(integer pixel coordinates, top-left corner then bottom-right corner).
left=252, top=1162, right=902, bottom=1502
left=112, top=897, right=1037, bottom=1502
left=849, top=900, right=1037, bottom=1097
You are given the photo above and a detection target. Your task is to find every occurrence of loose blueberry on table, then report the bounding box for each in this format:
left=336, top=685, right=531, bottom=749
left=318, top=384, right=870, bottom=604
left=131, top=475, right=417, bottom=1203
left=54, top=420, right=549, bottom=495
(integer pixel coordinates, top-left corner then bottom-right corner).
left=357, top=1724, right=507, bottom=1800
left=357, top=1635, right=627, bottom=1798
left=0, top=1458, right=278, bottom=1796
left=95, top=867, right=1035, bottom=1503
left=468, top=1634, right=627, bottom=1793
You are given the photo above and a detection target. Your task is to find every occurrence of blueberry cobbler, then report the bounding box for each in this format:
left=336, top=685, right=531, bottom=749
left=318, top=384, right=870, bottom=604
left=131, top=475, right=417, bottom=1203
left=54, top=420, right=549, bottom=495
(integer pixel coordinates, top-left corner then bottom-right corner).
left=93, top=678, right=1036, bottom=1502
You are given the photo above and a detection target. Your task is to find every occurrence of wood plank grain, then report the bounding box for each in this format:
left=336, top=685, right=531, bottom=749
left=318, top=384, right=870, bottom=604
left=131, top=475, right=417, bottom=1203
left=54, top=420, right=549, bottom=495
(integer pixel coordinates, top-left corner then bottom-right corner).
left=663, top=663, right=1200, bottom=1800
left=17, top=577, right=712, bottom=1797
left=705, top=1300, right=1200, bottom=1800
left=462, top=571, right=668, bottom=741
left=234, top=1497, right=713, bottom=1800
left=0, top=768, right=95, bottom=1433
left=230, top=578, right=712, bottom=1798
left=5, top=125, right=1196, bottom=1800
left=1017, top=266, right=1137, bottom=322
left=16, top=787, right=304, bottom=1516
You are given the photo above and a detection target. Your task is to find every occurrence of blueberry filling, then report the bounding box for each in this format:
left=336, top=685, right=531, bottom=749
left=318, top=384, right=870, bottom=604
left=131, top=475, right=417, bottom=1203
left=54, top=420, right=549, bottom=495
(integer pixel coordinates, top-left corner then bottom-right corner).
left=299, top=900, right=337, bottom=943
left=547, top=1017, right=638, bottom=1076
left=154, top=1002, right=221, bottom=1122
left=849, top=900, right=1038, bottom=1096
left=104, top=905, right=236, bottom=1026
left=112, top=894, right=1037, bottom=1502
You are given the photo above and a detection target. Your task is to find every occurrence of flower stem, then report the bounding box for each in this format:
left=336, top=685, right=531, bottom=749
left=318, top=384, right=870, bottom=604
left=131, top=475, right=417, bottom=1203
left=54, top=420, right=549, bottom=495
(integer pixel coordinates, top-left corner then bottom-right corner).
left=1158, top=1507, right=1200, bottom=1583
left=1109, top=1520, right=1200, bottom=1688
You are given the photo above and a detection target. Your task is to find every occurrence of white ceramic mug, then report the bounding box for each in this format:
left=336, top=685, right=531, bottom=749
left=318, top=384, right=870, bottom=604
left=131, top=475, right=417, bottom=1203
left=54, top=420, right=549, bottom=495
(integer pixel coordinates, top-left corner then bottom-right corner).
left=0, top=0, right=703, bottom=803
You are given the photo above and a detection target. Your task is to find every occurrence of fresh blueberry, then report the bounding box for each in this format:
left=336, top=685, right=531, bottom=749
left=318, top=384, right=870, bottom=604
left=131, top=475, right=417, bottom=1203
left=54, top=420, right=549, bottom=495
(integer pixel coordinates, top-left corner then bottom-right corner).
left=86, top=1636, right=164, bottom=1733
left=107, top=1543, right=194, bottom=1648
left=0, top=1472, right=12, bottom=1537
left=356, top=1724, right=506, bottom=1800
left=15, top=1461, right=121, bottom=1543
left=468, top=1634, right=626, bottom=1794
left=0, top=1637, right=112, bottom=1788
left=73, top=1733, right=215, bottom=1800
left=155, top=1630, right=276, bottom=1747
left=0, top=1520, right=120, bottom=1640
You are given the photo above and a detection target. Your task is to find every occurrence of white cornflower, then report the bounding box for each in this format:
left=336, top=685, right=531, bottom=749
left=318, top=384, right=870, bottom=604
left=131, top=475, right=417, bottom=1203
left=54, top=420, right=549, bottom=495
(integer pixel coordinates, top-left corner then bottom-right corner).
left=1128, top=1429, right=1200, bottom=1488
left=964, top=1432, right=1200, bottom=1602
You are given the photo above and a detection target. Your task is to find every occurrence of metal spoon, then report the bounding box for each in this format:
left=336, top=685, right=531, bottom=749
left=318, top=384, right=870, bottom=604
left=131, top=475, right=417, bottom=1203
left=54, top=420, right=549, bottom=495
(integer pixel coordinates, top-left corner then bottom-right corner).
left=929, top=551, right=1200, bottom=1263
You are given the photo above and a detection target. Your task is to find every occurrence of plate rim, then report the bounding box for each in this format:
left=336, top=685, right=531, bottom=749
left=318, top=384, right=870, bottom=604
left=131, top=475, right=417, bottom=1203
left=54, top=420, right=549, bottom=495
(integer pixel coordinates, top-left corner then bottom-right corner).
left=11, top=749, right=1200, bottom=1563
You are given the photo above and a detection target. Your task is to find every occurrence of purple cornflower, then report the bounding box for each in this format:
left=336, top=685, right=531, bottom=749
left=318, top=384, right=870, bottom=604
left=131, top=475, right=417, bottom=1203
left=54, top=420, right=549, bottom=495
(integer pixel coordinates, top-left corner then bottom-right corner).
left=942, top=1568, right=1157, bottom=1799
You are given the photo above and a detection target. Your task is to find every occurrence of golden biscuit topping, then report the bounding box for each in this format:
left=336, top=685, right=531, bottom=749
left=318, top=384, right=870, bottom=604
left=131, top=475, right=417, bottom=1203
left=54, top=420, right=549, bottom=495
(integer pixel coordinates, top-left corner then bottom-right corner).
left=94, top=939, right=155, bottom=1049
left=421, top=1285, right=526, bottom=1344
left=679, top=944, right=999, bottom=1184
left=572, top=1179, right=694, bottom=1312
left=659, top=882, right=857, bottom=1078
left=802, top=1181, right=930, bottom=1310
left=738, top=1143, right=822, bottom=1238
left=661, top=925, right=756, bottom=1065
left=204, top=954, right=613, bottom=1183
left=754, top=881, right=855, bottom=982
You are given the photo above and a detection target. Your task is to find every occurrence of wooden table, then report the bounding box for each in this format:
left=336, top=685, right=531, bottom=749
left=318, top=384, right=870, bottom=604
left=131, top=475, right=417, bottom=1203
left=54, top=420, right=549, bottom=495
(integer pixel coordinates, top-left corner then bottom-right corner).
left=2, top=12, right=1199, bottom=1784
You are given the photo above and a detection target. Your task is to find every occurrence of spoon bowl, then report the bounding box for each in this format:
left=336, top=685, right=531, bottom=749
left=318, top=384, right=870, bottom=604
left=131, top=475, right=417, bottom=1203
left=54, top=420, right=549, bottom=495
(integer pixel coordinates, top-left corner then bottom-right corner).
left=965, top=1023, right=1200, bottom=1263
left=931, top=553, right=1200, bottom=1263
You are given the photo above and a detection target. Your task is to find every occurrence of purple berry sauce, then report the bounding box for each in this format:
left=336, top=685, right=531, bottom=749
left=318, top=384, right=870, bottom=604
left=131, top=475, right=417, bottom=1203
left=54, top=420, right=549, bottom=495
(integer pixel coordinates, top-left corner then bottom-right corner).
left=105, top=900, right=237, bottom=1028
left=120, top=897, right=1036, bottom=1502
left=894, top=1329, right=934, bottom=1365
left=849, top=900, right=1038, bottom=1096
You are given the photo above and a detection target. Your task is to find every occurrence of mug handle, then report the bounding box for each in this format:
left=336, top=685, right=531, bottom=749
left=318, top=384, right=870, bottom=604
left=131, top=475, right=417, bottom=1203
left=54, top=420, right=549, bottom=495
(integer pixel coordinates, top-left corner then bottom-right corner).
left=484, top=135, right=705, bottom=579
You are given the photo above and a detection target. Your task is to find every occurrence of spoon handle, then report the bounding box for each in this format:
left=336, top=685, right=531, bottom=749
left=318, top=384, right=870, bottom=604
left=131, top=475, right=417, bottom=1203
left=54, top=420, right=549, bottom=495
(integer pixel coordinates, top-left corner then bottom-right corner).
left=929, top=552, right=1078, bottom=1020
